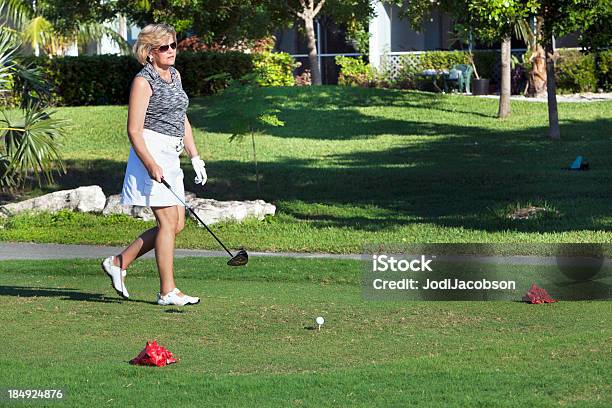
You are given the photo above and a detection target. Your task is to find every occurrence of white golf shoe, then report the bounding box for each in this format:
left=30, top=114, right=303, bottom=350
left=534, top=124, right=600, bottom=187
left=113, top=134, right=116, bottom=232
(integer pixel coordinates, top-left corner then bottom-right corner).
left=101, top=256, right=129, bottom=299
left=157, top=288, right=200, bottom=306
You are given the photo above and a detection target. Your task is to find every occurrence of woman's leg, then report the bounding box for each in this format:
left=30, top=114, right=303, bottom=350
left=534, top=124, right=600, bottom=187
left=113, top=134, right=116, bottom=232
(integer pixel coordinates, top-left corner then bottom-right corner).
left=113, top=226, right=158, bottom=271
left=108, top=206, right=185, bottom=293
left=152, top=205, right=185, bottom=296
left=112, top=206, right=185, bottom=271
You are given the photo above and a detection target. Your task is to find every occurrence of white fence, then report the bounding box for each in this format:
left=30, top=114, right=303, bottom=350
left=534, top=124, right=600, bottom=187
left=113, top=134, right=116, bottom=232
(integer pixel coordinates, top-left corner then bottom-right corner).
left=288, top=49, right=544, bottom=83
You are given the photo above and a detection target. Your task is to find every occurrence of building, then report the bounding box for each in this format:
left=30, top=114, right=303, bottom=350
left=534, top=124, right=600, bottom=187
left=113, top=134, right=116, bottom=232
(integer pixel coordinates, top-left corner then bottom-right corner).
left=274, top=0, right=580, bottom=83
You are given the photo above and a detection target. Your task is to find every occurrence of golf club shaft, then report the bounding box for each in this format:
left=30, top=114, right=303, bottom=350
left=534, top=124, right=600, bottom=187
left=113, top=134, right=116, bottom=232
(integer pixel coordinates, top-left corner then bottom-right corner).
left=161, top=178, right=234, bottom=258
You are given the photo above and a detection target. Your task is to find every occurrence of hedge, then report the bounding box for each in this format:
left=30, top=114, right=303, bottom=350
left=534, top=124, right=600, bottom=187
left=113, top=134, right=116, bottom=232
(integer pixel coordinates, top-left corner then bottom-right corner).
left=251, top=51, right=298, bottom=86
left=335, top=56, right=375, bottom=87
left=596, top=50, right=612, bottom=91
left=364, top=49, right=611, bottom=93
left=21, top=51, right=254, bottom=106
left=555, top=50, right=598, bottom=93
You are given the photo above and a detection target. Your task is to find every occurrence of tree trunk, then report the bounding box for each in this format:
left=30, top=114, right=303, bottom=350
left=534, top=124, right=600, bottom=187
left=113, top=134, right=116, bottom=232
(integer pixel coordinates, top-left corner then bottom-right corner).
left=251, top=132, right=261, bottom=196
left=303, top=16, right=322, bottom=85
left=526, top=18, right=547, bottom=97
left=526, top=44, right=547, bottom=97
left=545, top=40, right=560, bottom=140
left=498, top=36, right=511, bottom=118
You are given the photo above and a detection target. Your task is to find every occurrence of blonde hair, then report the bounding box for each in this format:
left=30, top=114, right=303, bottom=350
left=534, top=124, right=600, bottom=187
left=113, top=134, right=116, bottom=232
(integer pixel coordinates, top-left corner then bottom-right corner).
left=133, top=23, right=177, bottom=65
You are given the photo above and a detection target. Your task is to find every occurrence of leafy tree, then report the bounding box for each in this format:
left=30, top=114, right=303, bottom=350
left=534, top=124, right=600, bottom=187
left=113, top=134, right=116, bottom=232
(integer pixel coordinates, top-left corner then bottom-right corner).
left=465, top=1, right=538, bottom=118
left=466, top=0, right=605, bottom=137
left=116, top=1, right=374, bottom=86
left=391, top=0, right=607, bottom=138
left=391, top=0, right=537, bottom=118
left=1, top=0, right=129, bottom=56
left=535, top=0, right=606, bottom=139
left=282, top=1, right=374, bottom=85
left=114, top=0, right=287, bottom=46
left=579, top=0, right=612, bottom=52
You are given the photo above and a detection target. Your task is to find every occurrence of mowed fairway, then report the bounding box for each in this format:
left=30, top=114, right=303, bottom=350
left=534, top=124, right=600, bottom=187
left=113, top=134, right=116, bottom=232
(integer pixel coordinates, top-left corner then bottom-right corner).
left=1, top=256, right=610, bottom=407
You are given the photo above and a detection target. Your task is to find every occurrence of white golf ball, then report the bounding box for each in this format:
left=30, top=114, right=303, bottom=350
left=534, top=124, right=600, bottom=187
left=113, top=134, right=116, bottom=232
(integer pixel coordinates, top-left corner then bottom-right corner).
left=315, top=316, right=325, bottom=325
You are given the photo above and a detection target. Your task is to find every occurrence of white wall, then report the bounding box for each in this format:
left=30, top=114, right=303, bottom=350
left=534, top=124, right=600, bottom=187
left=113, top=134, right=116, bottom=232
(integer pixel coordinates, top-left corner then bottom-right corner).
left=369, top=0, right=391, bottom=68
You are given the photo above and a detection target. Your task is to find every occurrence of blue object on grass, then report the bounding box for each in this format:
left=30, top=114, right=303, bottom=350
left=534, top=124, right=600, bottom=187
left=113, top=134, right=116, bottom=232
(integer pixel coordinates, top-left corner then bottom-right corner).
left=570, top=156, right=583, bottom=170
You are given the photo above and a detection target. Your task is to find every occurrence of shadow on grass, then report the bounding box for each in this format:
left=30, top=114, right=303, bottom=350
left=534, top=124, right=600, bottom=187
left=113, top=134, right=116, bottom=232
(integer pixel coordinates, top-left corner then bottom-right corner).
left=0, top=285, right=156, bottom=305
left=189, top=87, right=500, bottom=141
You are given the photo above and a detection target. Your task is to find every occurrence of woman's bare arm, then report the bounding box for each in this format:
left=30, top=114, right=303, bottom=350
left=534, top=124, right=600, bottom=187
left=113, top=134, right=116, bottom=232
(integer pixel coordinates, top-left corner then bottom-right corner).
left=183, top=115, right=199, bottom=159
left=175, top=70, right=199, bottom=160
left=127, top=77, right=163, bottom=182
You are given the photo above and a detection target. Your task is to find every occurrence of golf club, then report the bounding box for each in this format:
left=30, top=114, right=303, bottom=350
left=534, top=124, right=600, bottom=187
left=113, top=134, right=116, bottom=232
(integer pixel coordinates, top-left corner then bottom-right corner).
left=160, top=177, right=248, bottom=266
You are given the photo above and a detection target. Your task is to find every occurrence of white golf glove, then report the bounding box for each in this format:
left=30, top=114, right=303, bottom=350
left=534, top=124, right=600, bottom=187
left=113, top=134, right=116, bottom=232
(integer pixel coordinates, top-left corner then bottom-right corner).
left=191, top=155, right=207, bottom=185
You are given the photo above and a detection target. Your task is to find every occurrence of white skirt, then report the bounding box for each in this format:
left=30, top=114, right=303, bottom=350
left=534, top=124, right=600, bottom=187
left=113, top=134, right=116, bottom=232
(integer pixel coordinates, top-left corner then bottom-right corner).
left=120, top=128, right=185, bottom=207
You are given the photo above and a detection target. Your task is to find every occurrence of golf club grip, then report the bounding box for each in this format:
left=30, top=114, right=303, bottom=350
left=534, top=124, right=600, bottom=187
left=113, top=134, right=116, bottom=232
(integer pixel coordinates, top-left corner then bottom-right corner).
left=160, top=177, right=234, bottom=257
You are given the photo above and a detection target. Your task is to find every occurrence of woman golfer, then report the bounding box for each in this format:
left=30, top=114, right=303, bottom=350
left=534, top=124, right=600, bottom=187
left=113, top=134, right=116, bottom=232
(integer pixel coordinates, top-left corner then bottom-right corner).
left=101, top=23, right=205, bottom=306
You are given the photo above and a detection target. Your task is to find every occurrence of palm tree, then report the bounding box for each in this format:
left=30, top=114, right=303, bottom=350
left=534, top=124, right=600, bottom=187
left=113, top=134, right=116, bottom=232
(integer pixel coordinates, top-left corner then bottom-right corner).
left=1, top=0, right=129, bottom=56
left=0, top=30, right=66, bottom=190
left=515, top=17, right=546, bottom=97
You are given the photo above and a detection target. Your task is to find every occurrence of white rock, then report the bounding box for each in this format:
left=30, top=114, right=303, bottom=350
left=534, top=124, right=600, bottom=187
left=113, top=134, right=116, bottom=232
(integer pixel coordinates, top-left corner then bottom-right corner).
left=102, top=194, right=131, bottom=216
left=0, top=187, right=276, bottom=226
left=102, top=192, right=197, bottom=222
left=0, top=186, right=106, bottom=216
left=188, top=198, right=275, bottom=225
left=100, top=195, right=154, bottom=221
left=131, top=206, right=155, bottom=222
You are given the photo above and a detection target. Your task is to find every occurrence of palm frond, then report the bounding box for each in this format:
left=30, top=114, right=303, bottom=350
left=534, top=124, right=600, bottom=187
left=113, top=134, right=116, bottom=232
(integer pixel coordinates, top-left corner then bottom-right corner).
left=0, top=30, right=51, bottom=106
left=13, top=62, right=52, bottom=108
left=0, top=105, right=67, bottom=187
left=0, top=0, right=35, bottom=33
left=0, top=153, right=14, bottom=190
left=514, top=19, right=536, bottom=50
left=22, top=15, right=55, bottom=53
left=77, top=22, right=131, bottom=54
left=0, top=31, right=19, bottom=92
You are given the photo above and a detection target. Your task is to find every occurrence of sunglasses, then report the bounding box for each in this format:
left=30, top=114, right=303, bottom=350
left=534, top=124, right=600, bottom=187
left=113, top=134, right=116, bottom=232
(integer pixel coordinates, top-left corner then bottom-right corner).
left=156, top=42, right=177, bottom=53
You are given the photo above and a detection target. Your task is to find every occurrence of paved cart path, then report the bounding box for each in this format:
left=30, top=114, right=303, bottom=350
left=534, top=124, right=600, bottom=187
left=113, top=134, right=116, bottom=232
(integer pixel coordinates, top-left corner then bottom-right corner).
left=2, top=242, right=606, bottom=266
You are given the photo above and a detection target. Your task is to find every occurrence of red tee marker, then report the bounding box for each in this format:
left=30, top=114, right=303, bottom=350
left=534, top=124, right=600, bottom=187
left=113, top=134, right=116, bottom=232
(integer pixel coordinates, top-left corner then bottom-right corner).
left=129, top=340, right=178, bottom=367
left=522, top=283, right=557, bottom=304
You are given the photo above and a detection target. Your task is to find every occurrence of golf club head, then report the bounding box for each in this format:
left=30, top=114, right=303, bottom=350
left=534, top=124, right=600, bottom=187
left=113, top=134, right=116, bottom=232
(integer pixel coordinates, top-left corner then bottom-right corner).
left=228, top=249, right=248, bottom=266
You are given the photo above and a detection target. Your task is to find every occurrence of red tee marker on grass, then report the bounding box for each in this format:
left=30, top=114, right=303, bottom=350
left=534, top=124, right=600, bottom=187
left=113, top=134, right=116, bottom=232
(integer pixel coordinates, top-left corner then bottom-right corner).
left=522, top=283, right=557, bottom=304
left=129, top=340, right=178, bottom=367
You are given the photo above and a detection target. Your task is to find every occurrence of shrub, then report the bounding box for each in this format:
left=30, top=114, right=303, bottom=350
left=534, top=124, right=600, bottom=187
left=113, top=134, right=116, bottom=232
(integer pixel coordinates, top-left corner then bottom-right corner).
left=0, top=72, right=20, bottom=108
left=555, top=50, right=597, bottom=93
left=251, top=51, right=297, bottom=86
left=336, top=56, right=374, bottom=87
left=596, top=50, right=612, bottom=91
left=390, top=49, right=604, bottom=94
left=21, top=55, right=139, bottom=106
left=22, top=52, right=254, bottom=106
left=393, top=51, right=470, bottom=91
left=175, top=51, right=253, bottom=95
left=419, top=51, right=470, bottom=70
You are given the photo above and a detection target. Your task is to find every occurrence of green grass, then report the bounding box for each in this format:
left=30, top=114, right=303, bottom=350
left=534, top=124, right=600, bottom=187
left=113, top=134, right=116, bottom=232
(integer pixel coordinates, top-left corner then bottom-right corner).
left=1, top=87, right=612, bottom=252
left=1, top=256, right=610, bottom=407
